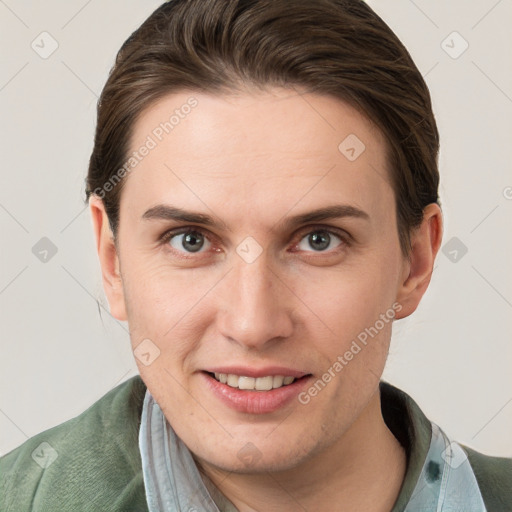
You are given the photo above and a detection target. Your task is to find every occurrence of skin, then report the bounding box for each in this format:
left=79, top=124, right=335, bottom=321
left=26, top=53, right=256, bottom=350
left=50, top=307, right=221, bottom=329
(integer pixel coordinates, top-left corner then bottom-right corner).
left=90, top=87, right=442, bottom=511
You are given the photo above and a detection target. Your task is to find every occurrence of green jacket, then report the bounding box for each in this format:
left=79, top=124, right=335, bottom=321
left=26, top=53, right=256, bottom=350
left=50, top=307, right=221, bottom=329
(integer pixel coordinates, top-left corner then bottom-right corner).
left=1, top=376, right=511, bottom=511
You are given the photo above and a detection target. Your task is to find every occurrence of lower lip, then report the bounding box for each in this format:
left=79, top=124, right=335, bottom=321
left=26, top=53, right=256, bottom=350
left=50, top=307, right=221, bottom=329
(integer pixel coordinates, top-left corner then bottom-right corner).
left=201, top=372, right=312, bottom=414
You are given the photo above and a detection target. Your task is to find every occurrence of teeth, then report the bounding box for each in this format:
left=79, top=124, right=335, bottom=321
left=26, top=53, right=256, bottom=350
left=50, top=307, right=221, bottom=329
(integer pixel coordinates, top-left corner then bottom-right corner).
left=254, top=376, right=273, bottom=391
left=272, top=375, right=284, bottom=388
left=227, top=374, right=239, bottom=387
left=238, top=376, right=256, bottom=390
left=213, top=373, right=297, bottom=390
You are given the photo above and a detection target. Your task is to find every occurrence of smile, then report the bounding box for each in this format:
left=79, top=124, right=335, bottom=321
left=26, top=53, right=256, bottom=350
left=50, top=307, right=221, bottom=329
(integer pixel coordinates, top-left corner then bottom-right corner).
left=202, top=370, right=313, bottom=414
left=209, top=372, right=297, bottom=391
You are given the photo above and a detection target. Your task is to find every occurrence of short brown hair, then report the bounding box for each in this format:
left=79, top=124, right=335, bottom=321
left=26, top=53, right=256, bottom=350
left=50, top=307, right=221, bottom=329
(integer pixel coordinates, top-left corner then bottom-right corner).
left=85, top=0, right=440, bottom=257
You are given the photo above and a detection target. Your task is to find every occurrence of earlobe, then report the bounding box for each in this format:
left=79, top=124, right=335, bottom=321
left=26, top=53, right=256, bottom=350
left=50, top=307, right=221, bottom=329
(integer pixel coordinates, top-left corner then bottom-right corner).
left=395, top=203, right=443, bottom=319
left=89, top=196, right=127, bottom=321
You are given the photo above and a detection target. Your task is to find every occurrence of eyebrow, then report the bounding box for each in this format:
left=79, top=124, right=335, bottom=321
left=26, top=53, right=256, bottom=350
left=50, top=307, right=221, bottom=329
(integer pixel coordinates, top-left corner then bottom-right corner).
left=141, top=204, right=370, bottom=231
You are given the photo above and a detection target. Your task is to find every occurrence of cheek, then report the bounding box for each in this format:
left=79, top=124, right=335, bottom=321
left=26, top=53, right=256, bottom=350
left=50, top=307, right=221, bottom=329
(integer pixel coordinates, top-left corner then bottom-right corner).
left=294, top=266, right=396, bottom=415
left=120, top=259, right=216, bottom=364
left=297, top=261, right=397, bottom=335
left=121, top=252, right=205, bottom=320
left=289, top=256, right=401, bottom=395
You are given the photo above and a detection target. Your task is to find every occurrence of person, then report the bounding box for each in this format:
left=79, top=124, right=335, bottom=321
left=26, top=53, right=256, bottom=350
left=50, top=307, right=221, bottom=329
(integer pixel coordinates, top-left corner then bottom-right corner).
left=1, top=0, right=510, bottom=510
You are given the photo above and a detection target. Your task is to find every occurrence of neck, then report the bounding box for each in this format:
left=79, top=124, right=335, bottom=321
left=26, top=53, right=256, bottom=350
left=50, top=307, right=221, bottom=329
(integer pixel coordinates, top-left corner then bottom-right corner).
left=196, top=389, right=407, bottom=512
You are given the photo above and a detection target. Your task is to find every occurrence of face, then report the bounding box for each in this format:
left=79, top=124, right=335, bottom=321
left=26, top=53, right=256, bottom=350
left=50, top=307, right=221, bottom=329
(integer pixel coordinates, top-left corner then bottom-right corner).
left=96, top=87, right=422, bottom=474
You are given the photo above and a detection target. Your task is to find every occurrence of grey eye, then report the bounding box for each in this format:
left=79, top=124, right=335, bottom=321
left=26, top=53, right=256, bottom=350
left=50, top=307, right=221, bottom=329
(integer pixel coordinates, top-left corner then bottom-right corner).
left=169, top=230, right=210, bottom=253
left=297, top=230, right=342, bottom=252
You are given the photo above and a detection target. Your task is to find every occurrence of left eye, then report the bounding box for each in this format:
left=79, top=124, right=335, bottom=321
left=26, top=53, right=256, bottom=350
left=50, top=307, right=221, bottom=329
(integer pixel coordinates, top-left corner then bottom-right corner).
left=168, top=230, right=212, bottom=253
left=296, top=230, right=344, bottom=252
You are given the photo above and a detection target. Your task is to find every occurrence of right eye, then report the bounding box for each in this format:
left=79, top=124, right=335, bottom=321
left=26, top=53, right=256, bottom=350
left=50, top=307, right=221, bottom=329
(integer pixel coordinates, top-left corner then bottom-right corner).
left=161, top=228, right=213, bottom=254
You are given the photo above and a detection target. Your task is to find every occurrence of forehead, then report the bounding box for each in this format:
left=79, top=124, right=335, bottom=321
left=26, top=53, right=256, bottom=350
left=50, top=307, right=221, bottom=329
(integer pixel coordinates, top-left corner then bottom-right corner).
left=120, top=88, right=393, bottom=226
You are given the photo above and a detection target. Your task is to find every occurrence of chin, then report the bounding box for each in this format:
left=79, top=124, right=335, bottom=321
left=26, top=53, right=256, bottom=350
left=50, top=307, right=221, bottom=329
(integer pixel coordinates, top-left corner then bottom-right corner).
left=196, top=445, right=310, bottom=475
left=190, top=427, right=325, bottom=476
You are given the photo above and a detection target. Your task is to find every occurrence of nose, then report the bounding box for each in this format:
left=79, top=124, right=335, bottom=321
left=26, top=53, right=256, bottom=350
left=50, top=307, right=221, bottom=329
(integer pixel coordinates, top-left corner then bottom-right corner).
left=216, top=252, right=294, bottom=350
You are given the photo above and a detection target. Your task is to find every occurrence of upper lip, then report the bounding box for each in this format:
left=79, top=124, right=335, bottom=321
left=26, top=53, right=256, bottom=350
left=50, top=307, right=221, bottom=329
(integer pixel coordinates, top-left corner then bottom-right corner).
left=203, top=366, right=310, bottom=379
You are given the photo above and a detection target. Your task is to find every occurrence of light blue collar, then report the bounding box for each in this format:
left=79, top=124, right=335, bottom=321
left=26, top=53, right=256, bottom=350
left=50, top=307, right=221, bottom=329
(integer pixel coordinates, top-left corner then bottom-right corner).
left=138, top=390, right=236, bottom=511
left=139, top=390, right=486, bottom=511
left=404, top=423, right=486, bottom=511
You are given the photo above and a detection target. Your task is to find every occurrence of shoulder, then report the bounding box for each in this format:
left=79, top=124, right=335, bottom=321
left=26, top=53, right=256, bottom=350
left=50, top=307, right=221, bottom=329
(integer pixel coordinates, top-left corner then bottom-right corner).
left=380, top=382, right=512, bottom=511
left=0, top=376, right=148, bottom=512
left=462, top=444, right=512, bottom=511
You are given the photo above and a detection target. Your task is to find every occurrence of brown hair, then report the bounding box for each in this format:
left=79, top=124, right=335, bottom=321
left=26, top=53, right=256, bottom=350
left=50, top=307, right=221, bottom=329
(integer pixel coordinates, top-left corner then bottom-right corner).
left=85, top=0, right=440, bottom=257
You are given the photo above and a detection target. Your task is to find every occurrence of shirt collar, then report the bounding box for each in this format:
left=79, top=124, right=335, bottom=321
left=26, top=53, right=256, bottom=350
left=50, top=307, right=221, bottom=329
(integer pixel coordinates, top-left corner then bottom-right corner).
left=138, top=381, right=486, bottom=511
left=380, top=381, right=486, bottom=511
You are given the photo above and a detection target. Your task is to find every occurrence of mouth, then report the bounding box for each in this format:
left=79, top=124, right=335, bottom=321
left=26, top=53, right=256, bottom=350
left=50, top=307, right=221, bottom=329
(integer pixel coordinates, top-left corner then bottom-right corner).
left=204, top=371, right=308, bottom=391
left=201, top=370, right=313, bottom=414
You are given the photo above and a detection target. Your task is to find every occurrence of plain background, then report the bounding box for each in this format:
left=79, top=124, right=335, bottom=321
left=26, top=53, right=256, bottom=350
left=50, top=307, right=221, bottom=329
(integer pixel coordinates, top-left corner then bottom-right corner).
left=1, top=0, right=511, bottom=457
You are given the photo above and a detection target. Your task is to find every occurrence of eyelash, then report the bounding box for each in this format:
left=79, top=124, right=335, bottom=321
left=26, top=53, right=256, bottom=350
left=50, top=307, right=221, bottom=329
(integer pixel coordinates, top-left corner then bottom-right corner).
left=158, top=225, right=351, bottom=258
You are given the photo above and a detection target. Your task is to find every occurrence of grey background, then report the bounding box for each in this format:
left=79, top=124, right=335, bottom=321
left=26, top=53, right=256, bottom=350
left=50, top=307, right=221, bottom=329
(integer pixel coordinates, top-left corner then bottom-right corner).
left=1, top=0, right=511, bottom=457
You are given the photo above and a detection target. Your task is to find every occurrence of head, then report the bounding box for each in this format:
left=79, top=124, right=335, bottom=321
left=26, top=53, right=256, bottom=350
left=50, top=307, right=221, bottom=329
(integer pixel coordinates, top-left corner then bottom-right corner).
left=87, top=0, right=442, bottom=474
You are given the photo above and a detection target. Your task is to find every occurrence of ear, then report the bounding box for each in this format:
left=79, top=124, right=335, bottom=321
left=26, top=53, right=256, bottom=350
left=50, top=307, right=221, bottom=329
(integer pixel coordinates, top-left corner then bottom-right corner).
left=89, top=196, right=127, bottom=321
left=395, top=203, right=443, bottom=319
